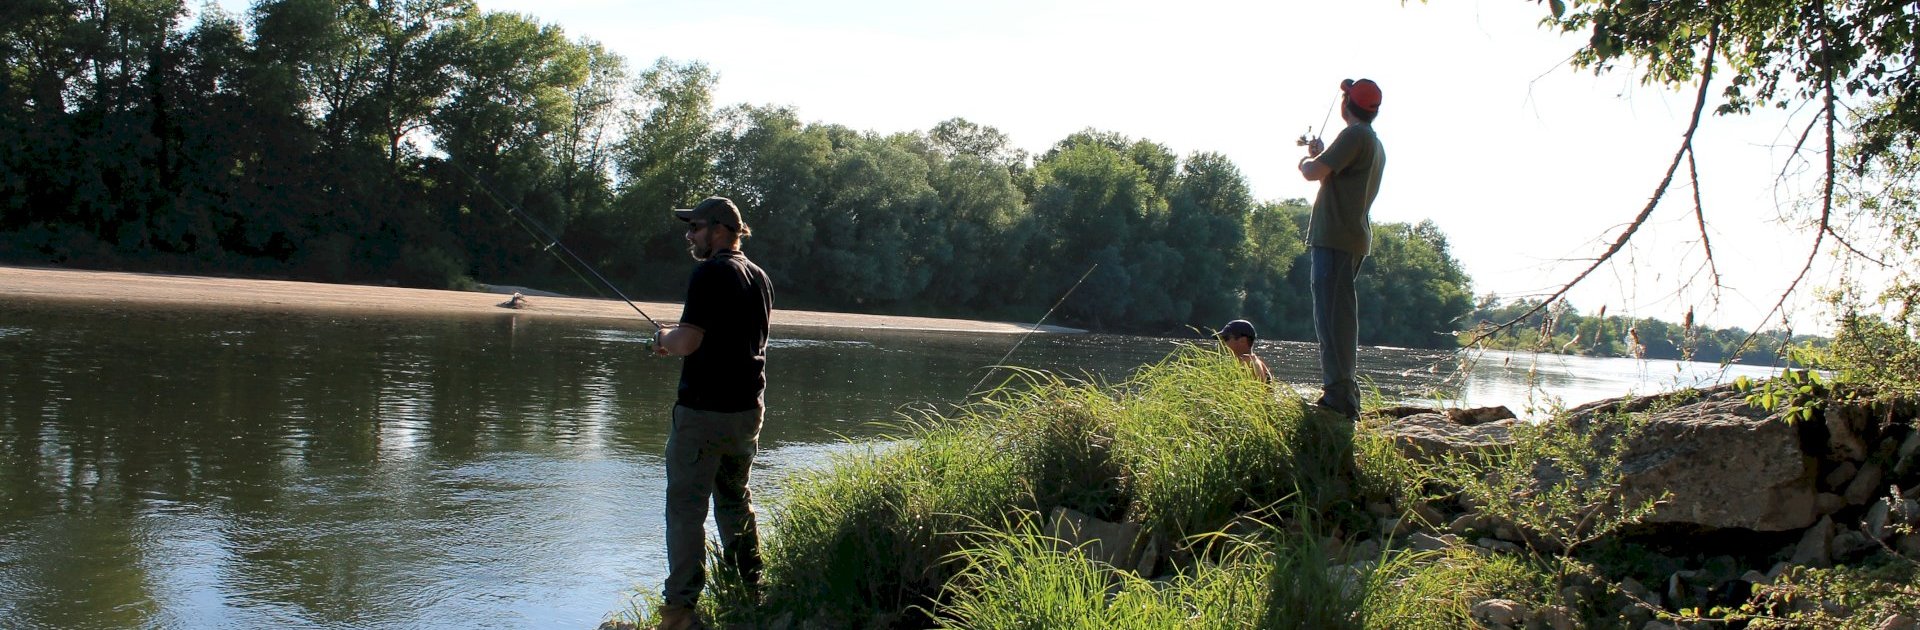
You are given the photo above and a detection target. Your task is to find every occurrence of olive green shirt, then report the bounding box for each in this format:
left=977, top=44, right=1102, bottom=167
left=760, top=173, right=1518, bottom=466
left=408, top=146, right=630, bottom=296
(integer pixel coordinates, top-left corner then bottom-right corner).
left=1308, top=122, right=1386, bottom=256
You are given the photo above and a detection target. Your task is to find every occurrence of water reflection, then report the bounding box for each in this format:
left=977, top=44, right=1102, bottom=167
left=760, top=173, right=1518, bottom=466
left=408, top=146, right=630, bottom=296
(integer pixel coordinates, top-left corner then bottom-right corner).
left=0, top=301, right=1778, bottom=629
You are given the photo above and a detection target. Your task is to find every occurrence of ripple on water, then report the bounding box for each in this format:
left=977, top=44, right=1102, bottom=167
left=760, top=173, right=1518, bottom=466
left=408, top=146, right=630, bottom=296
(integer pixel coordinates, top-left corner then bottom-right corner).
left=767, top=338, right=873, bottom=349
left=577, top=329, right=652, bottom=344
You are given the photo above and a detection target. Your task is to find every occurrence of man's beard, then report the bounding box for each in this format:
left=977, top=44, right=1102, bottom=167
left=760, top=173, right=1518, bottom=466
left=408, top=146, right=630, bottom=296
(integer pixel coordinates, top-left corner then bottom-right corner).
left=688, top=241, right=713, bottom=261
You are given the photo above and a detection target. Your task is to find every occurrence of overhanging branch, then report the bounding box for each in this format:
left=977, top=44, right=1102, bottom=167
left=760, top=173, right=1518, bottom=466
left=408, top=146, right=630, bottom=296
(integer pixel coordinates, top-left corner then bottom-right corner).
left=1466, top=23, right=1722, bottom=346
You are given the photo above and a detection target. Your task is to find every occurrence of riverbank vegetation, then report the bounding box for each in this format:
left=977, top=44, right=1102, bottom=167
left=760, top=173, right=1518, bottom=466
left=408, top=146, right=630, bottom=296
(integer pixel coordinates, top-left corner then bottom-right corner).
left=603, top=346, right=1920, bottom=629
left=1459, top=297, right=1828, bottom=365
left=0, top=0, right=1471, bottom=342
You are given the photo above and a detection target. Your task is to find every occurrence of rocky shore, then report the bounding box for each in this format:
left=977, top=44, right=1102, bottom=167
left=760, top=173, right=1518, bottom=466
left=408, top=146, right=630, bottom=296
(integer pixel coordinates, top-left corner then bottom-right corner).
left=1376, top=383, right=1920, bottom=628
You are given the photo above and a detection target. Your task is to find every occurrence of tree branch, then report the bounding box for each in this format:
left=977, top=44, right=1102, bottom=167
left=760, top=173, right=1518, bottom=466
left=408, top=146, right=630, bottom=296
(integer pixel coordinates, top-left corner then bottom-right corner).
left=1735, top=1, right=1838, bottom=362
left=1686, top=147, right=1723, bottom=293
left=1466, top=23, right=1721, bottom=345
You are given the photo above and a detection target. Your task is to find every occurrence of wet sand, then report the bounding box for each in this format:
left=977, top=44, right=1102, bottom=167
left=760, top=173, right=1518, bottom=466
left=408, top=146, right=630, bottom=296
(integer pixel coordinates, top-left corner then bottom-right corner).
left=0, top=266, right=1082, bottom=334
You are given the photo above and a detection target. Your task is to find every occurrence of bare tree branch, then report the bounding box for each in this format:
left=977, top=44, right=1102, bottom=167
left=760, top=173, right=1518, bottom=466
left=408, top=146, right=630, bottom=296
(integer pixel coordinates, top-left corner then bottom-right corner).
left=1686, top=147, right=1723, bottom=293
left=1466, top=23, right=1721, bottom=345
left=1826, top=226, right=1888, bottom=266
left=1778, top=114, right=1822, bottom=185
left=1735, top=1, right=1838, bottom=361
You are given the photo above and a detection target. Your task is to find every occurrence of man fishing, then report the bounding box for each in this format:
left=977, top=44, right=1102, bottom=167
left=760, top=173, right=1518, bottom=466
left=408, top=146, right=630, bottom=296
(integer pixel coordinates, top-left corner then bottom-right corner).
left=1298, top=78, right=1386, bottom=421
left=647, top=196, right=774, bottom=630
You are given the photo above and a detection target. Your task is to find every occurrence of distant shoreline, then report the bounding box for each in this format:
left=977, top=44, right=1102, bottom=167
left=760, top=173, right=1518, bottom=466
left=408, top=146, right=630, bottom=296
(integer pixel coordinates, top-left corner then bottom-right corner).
left=0, top=265, right=1083, bottom=335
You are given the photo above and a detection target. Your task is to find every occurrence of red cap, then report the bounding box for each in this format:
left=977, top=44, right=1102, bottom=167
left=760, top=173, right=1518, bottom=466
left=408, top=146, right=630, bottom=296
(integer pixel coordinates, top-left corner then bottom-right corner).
left=1341, top=78, right=1382, bottom=112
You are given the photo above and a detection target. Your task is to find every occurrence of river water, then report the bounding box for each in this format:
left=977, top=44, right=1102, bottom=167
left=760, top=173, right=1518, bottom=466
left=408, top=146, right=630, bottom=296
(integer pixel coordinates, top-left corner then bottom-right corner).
left=0, top=301, right=1780, bottom=629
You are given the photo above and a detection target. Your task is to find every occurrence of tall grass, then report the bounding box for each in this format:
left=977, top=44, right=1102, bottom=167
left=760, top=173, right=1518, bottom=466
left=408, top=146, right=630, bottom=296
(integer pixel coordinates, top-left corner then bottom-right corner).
left=933, top=514, right=1271, bottom=629
left=1359, top=547, right=1560, bottom=628
left=931, top=507, right=1526, bottom=630
left=631, top=345, right=1570, bottom=627
left=752, top=420, right=1022, bottom=625
left=1107, top=348, right=1315, bottom=540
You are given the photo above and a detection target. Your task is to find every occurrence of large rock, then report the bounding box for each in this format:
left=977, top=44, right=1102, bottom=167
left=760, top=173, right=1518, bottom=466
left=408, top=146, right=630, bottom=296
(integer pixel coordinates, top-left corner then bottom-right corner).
left=1791, top=516, right=1835, bottom=567
left=1470, top=599, right=1525, bottom=629
left=1826, top=405, right=1871, bottom=461
left=1598, top=388, right=1819, bottom=531
left=1379, top=413, right=1518, bottom=461
left=1844, top=463, right=1886, bottom=506
left=1898, top=430, right=1920, bottom=477
left=1383, top=385, right=1821, bottom=531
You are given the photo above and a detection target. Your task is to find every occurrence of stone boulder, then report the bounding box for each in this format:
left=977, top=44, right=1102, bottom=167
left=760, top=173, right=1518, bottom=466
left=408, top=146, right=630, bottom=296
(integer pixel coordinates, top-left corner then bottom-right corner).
left=1378, top=413, right=1519, bottom=462
left=1594, top=388, right=1819, bottom=531
left=1380, top=385, right=1821, bottom=531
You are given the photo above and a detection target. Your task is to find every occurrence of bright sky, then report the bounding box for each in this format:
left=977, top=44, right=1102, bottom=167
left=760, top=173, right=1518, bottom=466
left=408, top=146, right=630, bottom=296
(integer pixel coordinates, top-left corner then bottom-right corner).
left=221, top=0, right=1863, bottom=333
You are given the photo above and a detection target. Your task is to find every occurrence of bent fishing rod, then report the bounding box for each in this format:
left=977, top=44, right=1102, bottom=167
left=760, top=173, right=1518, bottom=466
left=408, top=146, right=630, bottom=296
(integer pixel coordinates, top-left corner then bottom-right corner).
left=450, top=160, right=664, bottom=330
left=966, top=263, right=1098, bottom=398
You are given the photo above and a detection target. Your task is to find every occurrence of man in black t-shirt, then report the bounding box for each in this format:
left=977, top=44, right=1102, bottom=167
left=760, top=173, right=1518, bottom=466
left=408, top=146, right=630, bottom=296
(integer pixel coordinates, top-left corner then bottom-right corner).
left=648, top=196, right=772, bottom=630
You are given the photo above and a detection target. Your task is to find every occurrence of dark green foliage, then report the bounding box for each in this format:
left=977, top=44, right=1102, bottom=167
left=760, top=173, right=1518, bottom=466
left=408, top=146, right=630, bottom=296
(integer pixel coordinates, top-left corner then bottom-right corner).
left=1, top=0, right=1476, bottom=344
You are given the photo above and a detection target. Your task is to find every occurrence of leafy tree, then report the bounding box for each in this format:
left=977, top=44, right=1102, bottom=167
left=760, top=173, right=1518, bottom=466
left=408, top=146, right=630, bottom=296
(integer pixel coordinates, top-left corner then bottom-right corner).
left=606, top=57, right=717, bottom=279
left=433, top=9, right=588, bottom=285
left=809, top=130, right=940, bottom=304
left=553, top=39, right=624, bottom=219
left=1240, top=199, right=1310, bottom=341
left=918, top=144, right=1029, bottom=310
left=1027, top=138, right=1161, bottom=328
left=709, top=104, right=832, bottom=291
left=1357, top=220, right=1474, bottom=348
left=1167, top=151, right=1255, bottom=327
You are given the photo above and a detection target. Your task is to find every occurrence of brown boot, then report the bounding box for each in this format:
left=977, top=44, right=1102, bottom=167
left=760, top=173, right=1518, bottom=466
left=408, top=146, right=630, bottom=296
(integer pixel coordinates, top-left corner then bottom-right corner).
left=649, top=604, right=704, bottom=630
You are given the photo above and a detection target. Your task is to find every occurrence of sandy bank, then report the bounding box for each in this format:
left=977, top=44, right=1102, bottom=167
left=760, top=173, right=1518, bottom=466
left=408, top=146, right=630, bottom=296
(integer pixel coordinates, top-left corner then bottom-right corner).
left=0, top=266, right=1083, bottom=335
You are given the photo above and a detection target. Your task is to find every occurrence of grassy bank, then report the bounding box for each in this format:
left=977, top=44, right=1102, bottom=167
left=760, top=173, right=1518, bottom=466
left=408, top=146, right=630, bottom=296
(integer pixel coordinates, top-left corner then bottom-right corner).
left=608, top=347, right=1920, bottom=629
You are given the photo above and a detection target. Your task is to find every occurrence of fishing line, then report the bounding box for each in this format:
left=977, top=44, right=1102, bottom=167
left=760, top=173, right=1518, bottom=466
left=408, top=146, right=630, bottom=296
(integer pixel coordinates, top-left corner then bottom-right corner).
left=451, top=161, right=664, bottom=330
left=1317, top=97, right=1337, bottom=139
left=965, top=263, right=1098, bottom=398
left=1298, top=96, right=1340, bottom=149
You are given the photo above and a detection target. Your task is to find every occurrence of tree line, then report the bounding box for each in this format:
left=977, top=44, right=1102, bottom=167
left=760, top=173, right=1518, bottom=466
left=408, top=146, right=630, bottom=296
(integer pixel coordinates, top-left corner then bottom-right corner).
left=1, top=0, right=1474, bottom=346
left=1459, top=297, right=1826, bottom=365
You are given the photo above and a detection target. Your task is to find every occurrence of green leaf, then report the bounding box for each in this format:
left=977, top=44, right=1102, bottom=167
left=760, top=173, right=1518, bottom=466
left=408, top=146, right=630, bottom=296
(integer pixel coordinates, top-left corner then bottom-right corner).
left=1549, top=0, right=1567, bottom=18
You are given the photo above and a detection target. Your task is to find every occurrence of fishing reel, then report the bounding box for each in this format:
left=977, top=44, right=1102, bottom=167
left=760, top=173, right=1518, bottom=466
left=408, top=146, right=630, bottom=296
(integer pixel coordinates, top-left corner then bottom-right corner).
left=644, top=328, right=665, bottom=356
left=1296, top=129, right=1323, bottom=157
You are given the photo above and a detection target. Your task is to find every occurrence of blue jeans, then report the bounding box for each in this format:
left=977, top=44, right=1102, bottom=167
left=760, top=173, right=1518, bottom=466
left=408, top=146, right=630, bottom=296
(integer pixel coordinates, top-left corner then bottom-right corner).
left=663, top=404, right=764, bottom=608
left=1311, top=246, right=1362, bottom=418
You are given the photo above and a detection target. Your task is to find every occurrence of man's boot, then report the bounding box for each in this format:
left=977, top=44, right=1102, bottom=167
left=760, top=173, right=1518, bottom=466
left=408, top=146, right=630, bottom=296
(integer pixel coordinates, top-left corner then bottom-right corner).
left=650, top=604, right=703, bottom=630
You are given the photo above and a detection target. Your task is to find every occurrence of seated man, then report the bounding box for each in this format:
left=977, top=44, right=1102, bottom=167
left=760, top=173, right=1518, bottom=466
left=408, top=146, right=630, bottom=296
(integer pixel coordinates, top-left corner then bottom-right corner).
left=1217, top=319, right=1272, bottom=384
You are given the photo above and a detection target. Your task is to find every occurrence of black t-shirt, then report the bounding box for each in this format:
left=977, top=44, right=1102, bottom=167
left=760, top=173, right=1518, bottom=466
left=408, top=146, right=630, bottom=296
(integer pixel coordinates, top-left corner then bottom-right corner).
left=676, top=250, right=773, bottom=412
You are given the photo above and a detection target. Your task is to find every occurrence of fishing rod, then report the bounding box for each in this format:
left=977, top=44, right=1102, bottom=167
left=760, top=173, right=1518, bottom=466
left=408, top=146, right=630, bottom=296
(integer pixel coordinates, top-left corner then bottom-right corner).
left=450, top=160, right=664, bottom=330
left=966, top=263, right=1099, bottom=398
left=1296, top=96, right=1339, bottom=150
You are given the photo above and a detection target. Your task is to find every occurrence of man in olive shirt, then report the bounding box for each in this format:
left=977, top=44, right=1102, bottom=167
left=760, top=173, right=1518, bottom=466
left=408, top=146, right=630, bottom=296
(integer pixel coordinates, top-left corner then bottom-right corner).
left=1298, top=78, right=1386, bottom=420
left=648, top=196, right=773, bottom=630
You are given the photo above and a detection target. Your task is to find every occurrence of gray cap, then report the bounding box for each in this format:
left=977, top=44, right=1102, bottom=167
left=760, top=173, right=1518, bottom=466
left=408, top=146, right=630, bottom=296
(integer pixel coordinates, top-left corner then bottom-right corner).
left=672, top=196, right=743, bottom=229
left=1216, top=319, right=1257, bottom=340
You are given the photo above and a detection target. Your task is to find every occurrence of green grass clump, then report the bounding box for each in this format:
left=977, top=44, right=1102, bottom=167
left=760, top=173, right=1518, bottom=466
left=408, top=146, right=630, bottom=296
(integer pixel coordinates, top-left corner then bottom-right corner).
left=1359, top=547, right=1560, bottom=629
left=932, top=509, right=1549, bottom=630
left=933, top=515, right=1271, bottom=629
left=971, top=369, right=1129, bottom=519
left=750, top=420, right=1022, bottom=625
left=1106, top=348, right=1340, bottom=540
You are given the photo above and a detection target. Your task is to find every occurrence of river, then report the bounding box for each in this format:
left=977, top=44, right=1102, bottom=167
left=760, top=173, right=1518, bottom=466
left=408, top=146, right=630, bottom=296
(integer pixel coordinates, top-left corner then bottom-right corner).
left=0, top=301, right=1780, bottom=629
